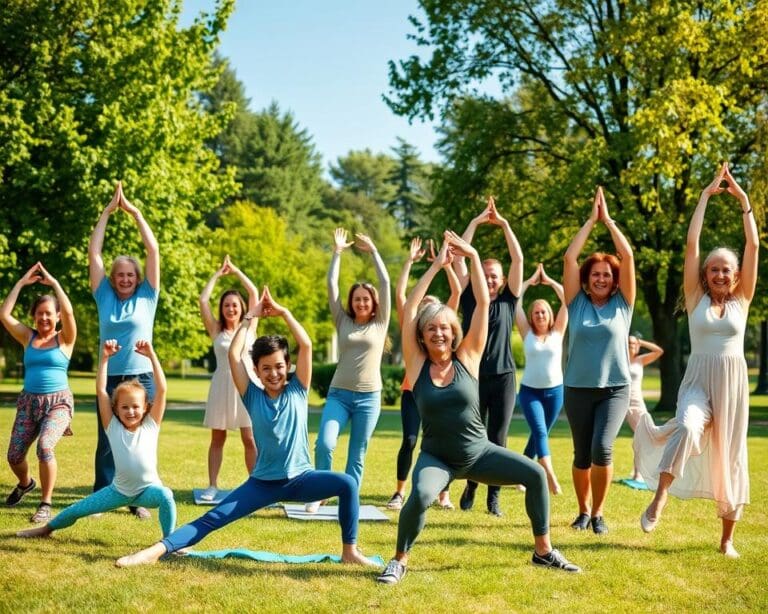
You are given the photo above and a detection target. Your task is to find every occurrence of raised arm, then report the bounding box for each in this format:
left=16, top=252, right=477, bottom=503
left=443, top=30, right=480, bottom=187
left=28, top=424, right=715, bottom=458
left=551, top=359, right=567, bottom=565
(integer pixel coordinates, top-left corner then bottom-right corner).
left=514, top=268, right=540, bottom=339
left=120, top=188, right=160, bottom=290
left=38, top=263, right=77, bottom=351
left=356, top=232, right=391, bottom=322
left=636, top=339, right=664, bottom=367
left=261, top=286, right=312, bottom=390
left=444, top=249, right=462, bottom=312
left=327, top=228, right=353, bottom=313
left=396, top=238, right=426, bottom=326
left=0, top=265, right=40, bottom=346
left=229, top=300, right=262, bottom=396
left=539, top=264, right=568, bottom=334
left=227, top=256, right=259, bottom=312
left=489, top=199, right=523, bottom=296
left=684, top=164, right=727, bottom=310
left=452, top=199, right=492, bottom=289
left=97, top=340, right=120, bottom=429
left=88, top=182, right=122, bottom=291
left=199, top=259, right=228, bottom=338
left=724, top=164, right=759, bottom=303
left=134, top=341, right=167, bottom=424
left=563, top=189, right=600, bottom=305
left=599, top=188, right=636, bottom=306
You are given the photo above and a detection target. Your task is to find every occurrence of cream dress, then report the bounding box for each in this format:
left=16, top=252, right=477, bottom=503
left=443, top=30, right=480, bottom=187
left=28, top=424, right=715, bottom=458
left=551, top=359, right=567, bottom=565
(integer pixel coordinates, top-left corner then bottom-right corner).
left=633, top=294, right=750, bottom=519
left=203, top=330, right=254, bottom=430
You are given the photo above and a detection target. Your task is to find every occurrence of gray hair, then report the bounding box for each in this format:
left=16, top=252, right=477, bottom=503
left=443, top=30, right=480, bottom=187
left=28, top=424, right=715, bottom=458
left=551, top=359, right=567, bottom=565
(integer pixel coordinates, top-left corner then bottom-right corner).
left=415, top=302, right=463, bottom=353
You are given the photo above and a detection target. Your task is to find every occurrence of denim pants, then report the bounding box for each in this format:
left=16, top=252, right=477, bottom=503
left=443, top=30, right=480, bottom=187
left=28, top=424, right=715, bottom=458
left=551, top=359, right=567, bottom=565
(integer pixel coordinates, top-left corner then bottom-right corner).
left=520, top=384, right=564, bottom=459
left=314, top=387, right=381, bottom=488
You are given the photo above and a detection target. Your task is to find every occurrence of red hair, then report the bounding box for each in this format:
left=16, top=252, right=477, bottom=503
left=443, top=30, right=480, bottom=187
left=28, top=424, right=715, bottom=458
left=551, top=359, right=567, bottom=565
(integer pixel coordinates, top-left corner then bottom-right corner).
left=580, top=252, right=620, bottom=291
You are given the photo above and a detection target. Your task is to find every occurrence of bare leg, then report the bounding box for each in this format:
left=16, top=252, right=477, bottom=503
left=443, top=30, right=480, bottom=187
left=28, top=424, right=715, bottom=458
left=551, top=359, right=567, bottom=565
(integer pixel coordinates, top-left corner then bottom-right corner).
left=590, top=463, right=613, bottom=517
left=720, top=519, right=739, bottom=558
left=9, top=459, right=32, bottom=489
left=207, top=430, right=227, bottom=488
left=437, top=489, right=453, bottom=506
left=240, top=428, right=257, bottom=474
left=538, top=456, right=561, bottom=495
left=534, top=533, right=552, bottom=556
left=115, top=542, right=168, bottom=568
left=39, top=459, right=56, bottom=504
left=341, top=543, right=380, bottom=566
left=16, top=524, right=53, bottom=538
left=646, top=471, right=674, bottom=521
left=394, top=479, right=406, bottom=496
left=572, top=466, right=591, bottom=515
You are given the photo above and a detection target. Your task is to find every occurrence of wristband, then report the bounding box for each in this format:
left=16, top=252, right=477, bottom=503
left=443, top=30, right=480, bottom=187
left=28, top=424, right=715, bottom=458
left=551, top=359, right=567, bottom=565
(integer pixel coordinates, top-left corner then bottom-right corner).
left=743, top=208, right=753, bottom=215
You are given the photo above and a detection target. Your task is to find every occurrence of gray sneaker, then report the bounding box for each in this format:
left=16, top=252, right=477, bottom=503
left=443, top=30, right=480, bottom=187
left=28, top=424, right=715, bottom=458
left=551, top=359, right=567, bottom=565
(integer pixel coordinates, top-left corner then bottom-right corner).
left=377, top=559, right=407, bottom=584
left=531, top=548, right=582, bottom=573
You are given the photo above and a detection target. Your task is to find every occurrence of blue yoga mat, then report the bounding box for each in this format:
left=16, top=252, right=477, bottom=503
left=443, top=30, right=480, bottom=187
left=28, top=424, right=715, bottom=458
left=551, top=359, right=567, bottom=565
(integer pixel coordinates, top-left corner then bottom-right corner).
left=184, top=547, right=384, bottom=566
left=618, top=478, right=650, bottom=491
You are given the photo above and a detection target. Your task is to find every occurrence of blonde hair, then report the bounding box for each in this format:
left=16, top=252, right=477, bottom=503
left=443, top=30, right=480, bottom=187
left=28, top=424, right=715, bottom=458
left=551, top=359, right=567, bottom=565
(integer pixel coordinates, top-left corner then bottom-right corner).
left=528, top=299, right=555, bottom=333
left=111, top=379, right=150, bottom=421
left=415, top=303, right=463, bottom=353
left=700, top=248, right=740, bottom=295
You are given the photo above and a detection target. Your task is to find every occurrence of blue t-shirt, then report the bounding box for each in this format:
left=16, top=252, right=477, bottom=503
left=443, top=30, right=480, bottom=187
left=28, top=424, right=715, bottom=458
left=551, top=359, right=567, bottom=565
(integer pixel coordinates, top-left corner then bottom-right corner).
left=94, top=277, right=159, bottom=376
left=564, top=290, right=632, bottom=388
left=241, top=377, right=313, bottom=480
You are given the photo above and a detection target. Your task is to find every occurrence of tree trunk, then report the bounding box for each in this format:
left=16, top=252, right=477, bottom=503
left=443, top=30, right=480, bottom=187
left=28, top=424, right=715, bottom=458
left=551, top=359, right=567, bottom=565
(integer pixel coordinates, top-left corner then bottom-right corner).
left=755, top=320, right=768, bottom=394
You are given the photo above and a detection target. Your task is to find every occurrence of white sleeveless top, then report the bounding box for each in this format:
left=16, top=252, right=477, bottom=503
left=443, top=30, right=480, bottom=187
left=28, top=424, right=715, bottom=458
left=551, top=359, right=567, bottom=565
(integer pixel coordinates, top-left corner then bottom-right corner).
left=689, top=294, right=746, bottom=356
left=521, top=331, right=563, bottom=388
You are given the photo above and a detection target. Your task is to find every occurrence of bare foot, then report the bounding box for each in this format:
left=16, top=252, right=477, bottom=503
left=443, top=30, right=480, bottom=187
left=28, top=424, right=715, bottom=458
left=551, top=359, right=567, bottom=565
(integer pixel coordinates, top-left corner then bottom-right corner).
left=341, top=546, right=381, bottom=567
left=720, top=540, right=740, bottom=559
left=16, top=525, right=53, bottom=538
left=115, top=543, right=167, bottom=568
left=547, top=474, right=562, bottom=495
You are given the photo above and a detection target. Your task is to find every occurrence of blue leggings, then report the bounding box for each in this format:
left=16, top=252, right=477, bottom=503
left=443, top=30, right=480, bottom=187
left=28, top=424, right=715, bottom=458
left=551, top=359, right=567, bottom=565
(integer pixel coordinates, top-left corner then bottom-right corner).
left=519, top=384, right=564, bottom=459
left=49, top=483, right=175, bottom=537
left=162, top=470, right=359, bottom=553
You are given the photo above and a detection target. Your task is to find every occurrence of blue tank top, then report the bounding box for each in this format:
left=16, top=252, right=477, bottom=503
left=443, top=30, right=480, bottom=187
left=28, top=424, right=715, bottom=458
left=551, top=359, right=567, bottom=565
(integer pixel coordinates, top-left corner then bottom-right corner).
left=23, top=333, right=70, bottom=393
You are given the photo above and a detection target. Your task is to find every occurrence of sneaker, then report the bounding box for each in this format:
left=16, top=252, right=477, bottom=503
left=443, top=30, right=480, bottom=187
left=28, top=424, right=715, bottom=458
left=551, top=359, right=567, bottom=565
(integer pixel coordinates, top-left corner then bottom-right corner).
left=590, top=516, right=608, bottom=535
left=532, top=548, right=582, bottom=573
left=200, top=486, right=218, bottom=502
left=435, top=498, right=454, bottom=510
left=386, top=492, right=404, bottom=511
left=305, top=500, right=322, bottom=513
left=570, top=512, right=590, bottom=530
left=6, top=478, right=36, bottom=506
left=131, top=507, right=151, bottom=520
left=640, top=506, right=659, bottom=533
left=30, top=503, right=52, bottom=524
left=376, top=559, right=407, bottom=584
left=459, top=483, right=476, bottom=511
left=487, top=497, right=503, bottom=517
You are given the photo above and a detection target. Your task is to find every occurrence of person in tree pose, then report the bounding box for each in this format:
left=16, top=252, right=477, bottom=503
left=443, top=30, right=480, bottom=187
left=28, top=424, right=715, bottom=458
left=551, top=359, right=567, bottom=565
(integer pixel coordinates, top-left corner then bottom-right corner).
left=115, top=288, right=377, bottom=568
left=634, top=162, right=757, bottom=559
left=515, top=263, right=568, bottom=495
left=17, top=339, right=174, bottom=539
left=307, top=228, right=390, bottom=513
left=562, top=186, right=636, bottom=536
left=453, top=197, right=523, bottom=517
left=377, top=233, right=580, bottom=585
left=1, top=263, right=77, bottom=523
left=386, top=238, right=460, bottom=511
left=89, top=181, right=160, bottom=520
left=198, top=255, right=258, bottom=501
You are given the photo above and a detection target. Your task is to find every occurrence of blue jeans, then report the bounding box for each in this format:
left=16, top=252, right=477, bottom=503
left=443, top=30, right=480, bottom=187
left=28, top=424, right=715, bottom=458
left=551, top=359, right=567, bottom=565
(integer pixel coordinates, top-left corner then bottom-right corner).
left=520, top=384, right=564, bottom=459
left=49, top=483, right=175, bottom=537
left=314, top=387, right=381, bottom=488
left=162, top=471, right=359, bottom=552
left=94, top=373, right=155, bottom=492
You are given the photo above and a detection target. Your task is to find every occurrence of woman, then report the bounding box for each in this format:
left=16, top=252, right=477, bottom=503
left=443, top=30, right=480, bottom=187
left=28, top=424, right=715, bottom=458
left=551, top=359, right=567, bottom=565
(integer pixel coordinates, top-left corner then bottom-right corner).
left=307, top=228, right=390, bottom=512
left=198, top=255, right=258, bottom=502
left=562, top=186, right=635, bottom=535
left=377, top=233, right=579, bottom=585
left=89, top=180, right=159, bottom=520
left=1, top=262, right=76, bottom=523
left=515, top=263, right=568, bottom=495
left=624, top=335, right=663, bottom=481
left=386, top=238, right=460, bottom=511
left=635, top=162, right=757, bottom=559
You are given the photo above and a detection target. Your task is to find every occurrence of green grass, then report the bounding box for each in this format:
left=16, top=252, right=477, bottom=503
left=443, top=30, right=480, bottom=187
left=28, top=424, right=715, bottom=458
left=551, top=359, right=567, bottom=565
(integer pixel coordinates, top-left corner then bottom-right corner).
left=0, top=386, right=766, bottom=612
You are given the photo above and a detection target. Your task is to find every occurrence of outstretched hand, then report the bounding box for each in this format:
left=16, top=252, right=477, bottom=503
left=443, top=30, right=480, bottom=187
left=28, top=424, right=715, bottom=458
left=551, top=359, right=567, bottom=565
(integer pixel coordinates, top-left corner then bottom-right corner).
left=487, top=196, right=507, bottom=226
left=19, top=263, right=43, bottom=286
left=354, top=233, right=377, bottom=253
left=333, top=228, right=354, bottom=253
left=106, top=181, right=122, bottom=214
left=702, top=162, right=728, bottom=198
left=119, top=185, right=140, bottom=217
left=525, top=267, right=540, bottom=286
left=260, top=286, right=287, bottom=318
left=36, top=262, right=57, bottom=287
left=217, top=255, right=232, bottom=277
left=103, top=339, right=121, bottom=359
left=408, top=238, right=426, bottom=263
left=722, top=163, right=748, bottom=203
left=538, top=263, right=555, bottom=286
left=134, top=340, right=154, bottom=358
left=444, top=230, right=475, bottom=258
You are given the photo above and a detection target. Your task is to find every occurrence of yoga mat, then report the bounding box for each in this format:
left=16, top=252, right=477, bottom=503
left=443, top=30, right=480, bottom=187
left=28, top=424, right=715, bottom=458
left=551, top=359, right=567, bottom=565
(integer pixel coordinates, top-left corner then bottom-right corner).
left=183, top=548, right=384, bottom=566
left=283, top=503, right=389, bottom=521
left=617, top=478, right=650, bottom=491
left=193, top=489, right=282, bottom=509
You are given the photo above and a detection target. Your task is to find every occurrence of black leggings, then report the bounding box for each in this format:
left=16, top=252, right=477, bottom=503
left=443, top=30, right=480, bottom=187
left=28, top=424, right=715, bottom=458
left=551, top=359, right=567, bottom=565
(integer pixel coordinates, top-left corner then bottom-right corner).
left=396, top=390, right=421, bottom=481
left=564, top=386, right=629, bottom=469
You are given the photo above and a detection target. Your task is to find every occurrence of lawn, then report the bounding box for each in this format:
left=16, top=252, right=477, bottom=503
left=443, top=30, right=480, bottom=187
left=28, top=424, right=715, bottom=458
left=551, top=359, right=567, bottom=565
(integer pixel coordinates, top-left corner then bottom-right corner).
left=0, top=374, right=766, bottom=612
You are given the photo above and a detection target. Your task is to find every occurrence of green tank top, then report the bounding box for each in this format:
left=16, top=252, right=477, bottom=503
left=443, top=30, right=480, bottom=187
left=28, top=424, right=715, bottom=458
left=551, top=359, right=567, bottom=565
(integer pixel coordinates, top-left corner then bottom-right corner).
left=413, top=357, right=488, bottom=470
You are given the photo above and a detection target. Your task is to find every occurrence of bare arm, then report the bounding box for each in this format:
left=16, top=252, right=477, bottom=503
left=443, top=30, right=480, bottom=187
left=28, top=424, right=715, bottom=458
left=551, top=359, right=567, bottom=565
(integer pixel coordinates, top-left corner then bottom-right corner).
left=564, top=190, right=600, bottom=305
left=540, top=264, right=568, bottom=335
left=88, top=182, right=122, bottom=292
left=490, top=200, right=523, bottom=296
left=229, top=301, right=262, bottom=396
left=356, top=233, right=391, bottom=323
left=262, top=287, right=312, bottom=390
left=600, top=189, right=636, bottom=306
left=38, top=263, right=77, bottom=352
left=327, top=228, right=353, bottom=314
left=514, top=269, right=539, bottom=339
left=444, top=254, right=462, bottom=312
left=199, top=261, right=227, bottom=338
left=135, top=341, right=167, bottom=425
left=724, top=165, right=759, bottom=303
left=396, top=238, right=425, bottom=326
left=97, top=340, right=119, bottom=430
left=0, top=265, right=39, bottom=346
left=228, top=257, right=259, bottom=312
left=120, top=189, right=160, bottom=290
left=636, top=339, right=664, bottom=367
left=452, top=200, right=492, bottom=290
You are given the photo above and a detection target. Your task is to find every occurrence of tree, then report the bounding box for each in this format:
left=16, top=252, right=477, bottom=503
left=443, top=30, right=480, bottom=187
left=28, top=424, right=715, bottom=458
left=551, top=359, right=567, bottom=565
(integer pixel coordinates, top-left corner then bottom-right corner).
left=329, top=149, right=397, bottom=206
left=388, top=138, right=432, bottom=233
left=387, top=0, right=768, bottom=409
left=0, top=0, right=237, bottom=364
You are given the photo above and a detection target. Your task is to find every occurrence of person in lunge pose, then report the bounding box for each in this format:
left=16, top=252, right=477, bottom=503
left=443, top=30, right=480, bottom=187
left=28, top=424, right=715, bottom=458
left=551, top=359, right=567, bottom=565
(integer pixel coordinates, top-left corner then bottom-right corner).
left=515, top=263, right=568, bottom=495
left=17, top=339, right=175, bottom=539
left=562, top=186, right=635, bottom=536
left=1, top=263, right=76, bottom=523
left=89, top=181, right=160, bottom=520
left=377, top=234, right=580, bottom=585
left=198, top=255, right=258, bottom=501
left=115, top=288, right=377, bottom=568
left=453, top=197, right=523, bottom=517
left=386, top=238, right=460, bottom=511
left=634, top=162, right=757, bottom=559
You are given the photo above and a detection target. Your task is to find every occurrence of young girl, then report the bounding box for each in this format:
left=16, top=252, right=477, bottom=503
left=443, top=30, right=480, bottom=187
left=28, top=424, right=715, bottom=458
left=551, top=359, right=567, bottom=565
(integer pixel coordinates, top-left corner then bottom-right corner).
left=17, top=339, right=175, bottom=539
left=115, top=287, right=376, bottom=568
left=199, top=255, right=259, bottom=501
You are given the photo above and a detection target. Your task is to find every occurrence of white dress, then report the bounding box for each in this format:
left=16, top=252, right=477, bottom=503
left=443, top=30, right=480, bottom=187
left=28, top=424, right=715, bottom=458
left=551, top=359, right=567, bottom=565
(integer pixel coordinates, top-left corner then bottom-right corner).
left=633, top=295, right=750, bottom=519
left=625, top=359, right=646, bottom=430
left=203, top=330, right=254, bottom=430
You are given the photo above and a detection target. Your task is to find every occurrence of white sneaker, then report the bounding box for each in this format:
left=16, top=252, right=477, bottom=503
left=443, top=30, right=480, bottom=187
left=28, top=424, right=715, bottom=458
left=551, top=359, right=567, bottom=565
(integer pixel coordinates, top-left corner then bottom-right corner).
left=200, top=486, right=218, bottom=502
left=305, top=500, right=322, bottom=513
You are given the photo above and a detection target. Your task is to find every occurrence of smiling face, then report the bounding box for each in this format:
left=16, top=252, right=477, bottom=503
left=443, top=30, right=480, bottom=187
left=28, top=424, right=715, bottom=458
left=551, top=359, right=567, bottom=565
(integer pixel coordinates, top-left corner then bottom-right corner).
left=221, top=294, right=243, bottom=327
left=32, top=299, right=59, bottom=337
left=114, top=387, right=149, bottom=432
left=703, top=252, right=739, bottom=300
left=628, top=335, right=639, bottom=358
left=482, top=261, right=505, bottom=300
left=588, top=261, right=615, bottom=303
left=351, top=286, right=375, bottom=322
left=529, top=299, right=553, bottom=335
left=111, top=258, right=140, bottom=300
left=255, top=350, right=289, bottom=398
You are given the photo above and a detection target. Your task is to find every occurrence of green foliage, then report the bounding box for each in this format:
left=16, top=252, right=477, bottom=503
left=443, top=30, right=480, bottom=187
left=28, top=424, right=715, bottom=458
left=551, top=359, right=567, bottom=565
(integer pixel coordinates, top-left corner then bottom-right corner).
left=310, top=363, right=337, bottom=399
left=309, top=363, right=404, bottom=405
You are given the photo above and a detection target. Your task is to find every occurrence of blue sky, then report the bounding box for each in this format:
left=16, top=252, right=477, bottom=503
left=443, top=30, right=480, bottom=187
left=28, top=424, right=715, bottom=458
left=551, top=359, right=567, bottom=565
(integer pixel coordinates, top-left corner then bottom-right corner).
left=181, top=0, right=442, bottom=170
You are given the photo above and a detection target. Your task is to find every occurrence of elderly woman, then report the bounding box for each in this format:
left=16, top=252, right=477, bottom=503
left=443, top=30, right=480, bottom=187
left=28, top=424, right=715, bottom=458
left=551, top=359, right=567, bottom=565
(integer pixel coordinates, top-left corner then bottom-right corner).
left=1, top=262, right=76, bottom=523
left=88, top=181, right=160, bottom=520
left=562, top=186, right=635, bottom=536
left=635, top=163, right=758, bottom=559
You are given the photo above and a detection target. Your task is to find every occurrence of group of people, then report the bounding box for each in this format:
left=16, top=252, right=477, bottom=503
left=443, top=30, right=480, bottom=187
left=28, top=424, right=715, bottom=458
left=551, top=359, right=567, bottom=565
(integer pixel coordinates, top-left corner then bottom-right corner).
left=1, top=162, right=756, bottom=582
